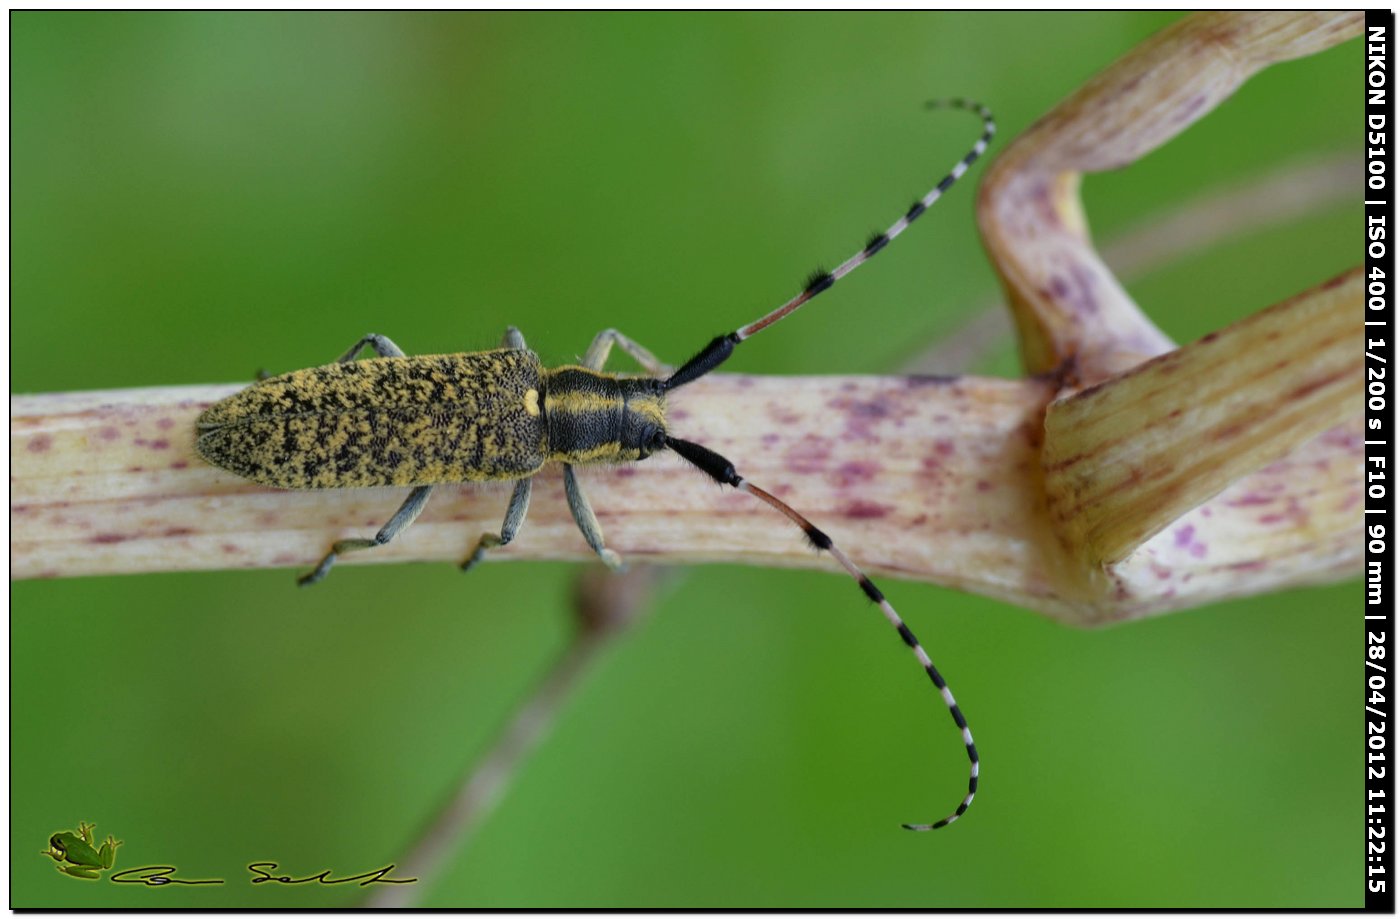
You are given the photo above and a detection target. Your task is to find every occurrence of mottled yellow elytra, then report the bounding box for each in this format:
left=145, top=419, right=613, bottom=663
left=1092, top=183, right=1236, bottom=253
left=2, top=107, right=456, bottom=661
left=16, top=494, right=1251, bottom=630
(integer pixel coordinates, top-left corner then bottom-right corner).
left=197, top=348, right=665, bottom=490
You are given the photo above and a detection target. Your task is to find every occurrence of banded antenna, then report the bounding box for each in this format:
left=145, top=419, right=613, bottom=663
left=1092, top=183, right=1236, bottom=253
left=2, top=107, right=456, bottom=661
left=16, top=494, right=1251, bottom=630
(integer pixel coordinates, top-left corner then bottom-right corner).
left=661, top=98, right=995, bottom=830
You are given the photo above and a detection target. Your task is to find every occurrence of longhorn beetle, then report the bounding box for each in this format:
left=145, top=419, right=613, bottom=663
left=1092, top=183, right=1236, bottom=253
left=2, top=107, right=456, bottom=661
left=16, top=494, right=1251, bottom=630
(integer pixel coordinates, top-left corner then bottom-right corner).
left=196, top=98, right=995, bottom=831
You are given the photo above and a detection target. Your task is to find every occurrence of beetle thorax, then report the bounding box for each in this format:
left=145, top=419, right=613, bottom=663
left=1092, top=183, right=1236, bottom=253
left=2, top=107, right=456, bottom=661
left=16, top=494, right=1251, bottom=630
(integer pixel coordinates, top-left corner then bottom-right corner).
left=541, top=366, right=667, bottom=466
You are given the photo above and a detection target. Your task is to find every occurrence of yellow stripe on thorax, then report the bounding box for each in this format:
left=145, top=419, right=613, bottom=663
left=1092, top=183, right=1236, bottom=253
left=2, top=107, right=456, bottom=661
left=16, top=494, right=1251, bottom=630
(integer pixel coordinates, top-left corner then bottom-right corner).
left=543, top=388, right=624, bottom=417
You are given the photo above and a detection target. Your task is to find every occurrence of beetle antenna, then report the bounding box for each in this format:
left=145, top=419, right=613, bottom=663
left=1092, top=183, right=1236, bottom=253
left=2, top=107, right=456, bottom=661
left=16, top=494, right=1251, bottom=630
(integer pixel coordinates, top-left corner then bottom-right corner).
left=665, top=435, right=977, bottom=830
left=664, top=98, right=995, bottom=391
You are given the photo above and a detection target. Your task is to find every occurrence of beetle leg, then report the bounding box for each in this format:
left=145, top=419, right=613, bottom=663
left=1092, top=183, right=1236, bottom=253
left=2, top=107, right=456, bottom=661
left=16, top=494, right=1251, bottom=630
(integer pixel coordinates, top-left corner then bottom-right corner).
left=297, top=486, right=434, bottom=586
left=582, top=328, right=673, bottom=376
left=500, top=326, right=527, bottom=350
left=562, top=464, right=623, bottom=570
left=334, top=333, right=407, bottom=364
left=461, top=478, right=533, bottom=572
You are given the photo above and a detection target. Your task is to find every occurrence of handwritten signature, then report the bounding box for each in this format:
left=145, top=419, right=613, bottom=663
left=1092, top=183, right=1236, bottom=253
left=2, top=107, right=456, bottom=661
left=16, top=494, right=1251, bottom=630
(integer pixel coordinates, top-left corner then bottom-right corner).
left=109, top=862, right=415, bottom=887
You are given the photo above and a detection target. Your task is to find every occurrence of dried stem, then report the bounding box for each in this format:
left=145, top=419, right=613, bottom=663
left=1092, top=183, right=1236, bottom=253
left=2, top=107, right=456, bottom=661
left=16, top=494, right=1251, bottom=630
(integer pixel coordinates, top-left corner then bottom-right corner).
left=10, top=12, right=1364, bottom=627
left=902, top=150, right=1360, bottom=375
left=1045, top=270, right=1361, bottom=570
left=1043, top=270, right=1362, bottom=620
left=979, top=10, right=1362, bottom=383
left=10, top=374, right=1072, bottom=609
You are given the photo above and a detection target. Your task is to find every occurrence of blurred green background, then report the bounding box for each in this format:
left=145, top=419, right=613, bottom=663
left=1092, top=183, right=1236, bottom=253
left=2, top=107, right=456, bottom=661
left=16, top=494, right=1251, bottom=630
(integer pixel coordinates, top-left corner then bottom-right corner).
left=12, top=12, right=1362, bottom=908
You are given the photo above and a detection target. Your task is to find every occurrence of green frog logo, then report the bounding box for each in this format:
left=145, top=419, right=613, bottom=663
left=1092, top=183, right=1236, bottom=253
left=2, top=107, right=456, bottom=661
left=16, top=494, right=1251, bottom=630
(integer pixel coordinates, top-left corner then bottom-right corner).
left=42, top=822, right=122, bottom=880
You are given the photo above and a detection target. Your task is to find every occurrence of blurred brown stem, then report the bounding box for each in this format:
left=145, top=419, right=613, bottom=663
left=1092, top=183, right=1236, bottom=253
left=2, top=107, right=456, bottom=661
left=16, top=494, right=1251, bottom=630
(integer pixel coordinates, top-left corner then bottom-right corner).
left=362, top=566, right=664, bottom=908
